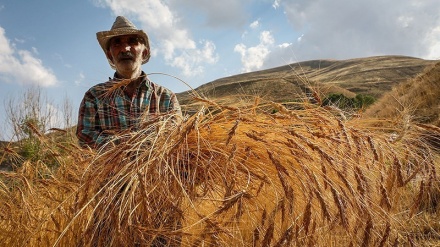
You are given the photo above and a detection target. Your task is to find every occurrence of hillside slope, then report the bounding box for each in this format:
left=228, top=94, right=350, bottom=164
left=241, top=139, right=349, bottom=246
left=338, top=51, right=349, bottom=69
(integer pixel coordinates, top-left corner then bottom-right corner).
left=177, top=55, right=438, bottom=109
left=365, top=61, right=440, bottom=125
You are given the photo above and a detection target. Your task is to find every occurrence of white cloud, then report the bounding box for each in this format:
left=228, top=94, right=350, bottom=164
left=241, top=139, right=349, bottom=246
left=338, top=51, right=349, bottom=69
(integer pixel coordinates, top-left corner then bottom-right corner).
left=425, top=26, right=440, bottom=60
left=272, top=0, right=280, bottom=9
left=90, top=0, right=440, bottom=79
left=260, top=31, right=274, bottom=45
left=265, top=43, right=298, bottom=68
left=279, top=43, right=292, bottom=49
left=0, top=29, right=12, bottom=55
left=0, top=26, right=57, bottom=87
left=169, top=0, right=247, bottom=28
left=171, top=40, right=218, bottom=76
left=234, top=31, right=274, bottom=72
left=94, top=0, right=219, bottom=77
left=250, top=20, right=260, bottom=29
left=279, top=0, right=440, bottom=60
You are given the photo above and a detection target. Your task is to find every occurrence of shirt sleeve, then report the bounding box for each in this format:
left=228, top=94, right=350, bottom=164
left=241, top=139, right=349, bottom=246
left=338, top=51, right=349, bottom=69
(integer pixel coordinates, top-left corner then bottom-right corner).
left=76, top=90, right=110, bottom=148
left=170, top=92, right=183, bottom=125
left=170, top=92, right=182, bottom=115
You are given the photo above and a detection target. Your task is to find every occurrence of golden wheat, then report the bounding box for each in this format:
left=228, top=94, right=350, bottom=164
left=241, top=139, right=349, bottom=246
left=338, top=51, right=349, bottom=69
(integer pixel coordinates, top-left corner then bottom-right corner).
left=0, top=96, right=439, bottom=246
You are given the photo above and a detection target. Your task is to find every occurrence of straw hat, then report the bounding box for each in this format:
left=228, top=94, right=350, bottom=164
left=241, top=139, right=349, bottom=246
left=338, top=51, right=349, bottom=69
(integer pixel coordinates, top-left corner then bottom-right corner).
left=96, top=16, right=151, bottom=69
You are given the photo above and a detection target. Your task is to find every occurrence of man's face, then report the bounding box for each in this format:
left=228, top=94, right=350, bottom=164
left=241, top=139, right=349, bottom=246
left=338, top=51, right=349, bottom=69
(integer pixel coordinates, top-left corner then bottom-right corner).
left=107, top=35, right=148, bottom=74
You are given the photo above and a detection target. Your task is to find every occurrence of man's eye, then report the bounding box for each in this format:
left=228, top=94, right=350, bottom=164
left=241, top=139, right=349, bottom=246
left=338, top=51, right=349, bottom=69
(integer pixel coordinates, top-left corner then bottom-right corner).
left=112, top=38, right=121, bottom=46
left=128, top=37, right=139, bottom=45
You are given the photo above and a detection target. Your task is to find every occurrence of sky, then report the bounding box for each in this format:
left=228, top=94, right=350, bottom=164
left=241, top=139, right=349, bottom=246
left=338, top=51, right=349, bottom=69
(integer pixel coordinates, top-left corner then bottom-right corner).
left=0, top=0, right=439, bottom=140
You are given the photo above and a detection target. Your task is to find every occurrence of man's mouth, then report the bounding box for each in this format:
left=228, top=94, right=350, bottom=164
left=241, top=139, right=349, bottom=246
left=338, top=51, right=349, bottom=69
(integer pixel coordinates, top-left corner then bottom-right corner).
left=118, top=52, right=134, bottom=62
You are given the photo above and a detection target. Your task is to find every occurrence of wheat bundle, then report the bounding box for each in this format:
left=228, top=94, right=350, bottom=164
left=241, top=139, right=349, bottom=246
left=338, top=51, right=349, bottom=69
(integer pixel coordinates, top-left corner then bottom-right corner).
left=0, top=97, right=438, bottom=246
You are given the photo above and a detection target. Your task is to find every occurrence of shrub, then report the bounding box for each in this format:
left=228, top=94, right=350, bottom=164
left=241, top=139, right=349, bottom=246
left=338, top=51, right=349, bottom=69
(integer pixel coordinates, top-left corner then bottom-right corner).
left=2, top=87, right=75, bottom=169
left=322, top=93, right=376, bottom=111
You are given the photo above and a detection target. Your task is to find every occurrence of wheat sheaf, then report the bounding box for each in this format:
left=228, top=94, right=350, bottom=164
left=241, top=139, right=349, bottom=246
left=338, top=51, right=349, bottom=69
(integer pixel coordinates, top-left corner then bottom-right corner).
left=0, top=97, right=439, bottom=246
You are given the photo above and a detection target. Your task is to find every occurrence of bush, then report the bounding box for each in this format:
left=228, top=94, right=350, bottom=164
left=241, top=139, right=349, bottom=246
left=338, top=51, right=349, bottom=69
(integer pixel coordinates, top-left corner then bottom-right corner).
left=322, top=93, right=376, bottom=110
left=2, top=87, right=75, bottom=169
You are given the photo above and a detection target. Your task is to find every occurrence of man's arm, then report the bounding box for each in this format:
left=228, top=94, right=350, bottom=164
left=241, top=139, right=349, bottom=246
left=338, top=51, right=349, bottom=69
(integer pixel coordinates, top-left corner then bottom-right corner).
left=170, top=92, right=182, bottom=116
left=164, top=90, right=183, bottom=126
left=76, top=91, right=110, bottom=148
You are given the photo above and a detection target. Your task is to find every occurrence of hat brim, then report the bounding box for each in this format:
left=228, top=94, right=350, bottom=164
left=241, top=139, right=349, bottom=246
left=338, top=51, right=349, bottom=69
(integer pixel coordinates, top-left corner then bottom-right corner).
left=96, top=28, right=151, bottom=69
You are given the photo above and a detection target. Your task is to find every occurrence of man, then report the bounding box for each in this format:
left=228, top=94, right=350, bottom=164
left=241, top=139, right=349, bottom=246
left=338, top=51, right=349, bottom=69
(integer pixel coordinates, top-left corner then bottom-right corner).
left=76, top=16, right=182, bottom=148
left=76, top=16, right=183, bottom=247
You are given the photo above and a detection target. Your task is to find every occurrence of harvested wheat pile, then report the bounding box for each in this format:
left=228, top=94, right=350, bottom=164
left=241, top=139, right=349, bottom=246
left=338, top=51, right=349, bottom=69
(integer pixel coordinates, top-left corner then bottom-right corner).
left=0, top=98, right=439, bottom=246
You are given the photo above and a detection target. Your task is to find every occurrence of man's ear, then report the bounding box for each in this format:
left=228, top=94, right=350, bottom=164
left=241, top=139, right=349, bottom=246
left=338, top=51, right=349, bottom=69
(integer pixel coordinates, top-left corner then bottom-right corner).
left=106, top=51, right=114, bottom=62
left=142, top=49, right=149, bottom=59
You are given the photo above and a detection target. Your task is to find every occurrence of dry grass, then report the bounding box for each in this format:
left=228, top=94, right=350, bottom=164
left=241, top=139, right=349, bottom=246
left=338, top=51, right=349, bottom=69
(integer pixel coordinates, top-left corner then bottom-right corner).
left=0, top=96, right=439, bottom=246
left=365, top=61, right=440, bottom=125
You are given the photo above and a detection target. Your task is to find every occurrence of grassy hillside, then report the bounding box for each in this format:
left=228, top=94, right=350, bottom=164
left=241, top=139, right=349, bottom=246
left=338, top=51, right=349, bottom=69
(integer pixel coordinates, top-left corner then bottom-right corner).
left=177, top=55, right=437, bottom=113
left=365, top=61, right=440, bottom=125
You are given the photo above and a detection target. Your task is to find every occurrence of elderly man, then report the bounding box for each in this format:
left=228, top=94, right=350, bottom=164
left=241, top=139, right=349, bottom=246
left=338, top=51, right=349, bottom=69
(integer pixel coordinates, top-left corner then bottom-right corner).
left=76, top=17, right=183, bottom=247
left=76, top=16, right=182, bottom=148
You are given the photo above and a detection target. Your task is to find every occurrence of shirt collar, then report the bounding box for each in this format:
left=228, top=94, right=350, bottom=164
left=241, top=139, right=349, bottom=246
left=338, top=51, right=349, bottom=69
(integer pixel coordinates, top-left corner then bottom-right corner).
left=112, top=71, right=147, bottom=80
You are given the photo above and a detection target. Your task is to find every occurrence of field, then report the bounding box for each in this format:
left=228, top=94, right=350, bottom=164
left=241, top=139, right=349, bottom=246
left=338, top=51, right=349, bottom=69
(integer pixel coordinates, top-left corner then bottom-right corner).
left=1, top=56, right=440, bottom=246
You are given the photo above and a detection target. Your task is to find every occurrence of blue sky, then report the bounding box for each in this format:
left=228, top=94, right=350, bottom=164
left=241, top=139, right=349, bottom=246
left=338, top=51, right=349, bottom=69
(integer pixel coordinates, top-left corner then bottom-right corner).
left=0, top=0, right=439, bottom=140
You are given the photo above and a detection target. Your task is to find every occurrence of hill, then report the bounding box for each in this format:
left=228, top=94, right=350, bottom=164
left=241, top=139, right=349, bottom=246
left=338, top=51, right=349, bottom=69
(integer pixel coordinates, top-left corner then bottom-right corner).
left=365, top=61, right=440, bottom=125
left=176, top=55, right=438, bottom=111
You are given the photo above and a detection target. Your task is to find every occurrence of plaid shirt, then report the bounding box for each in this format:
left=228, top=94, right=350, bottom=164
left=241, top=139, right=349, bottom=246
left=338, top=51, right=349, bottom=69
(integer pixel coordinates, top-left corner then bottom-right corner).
left=76, top=72, right=181, bottom=148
